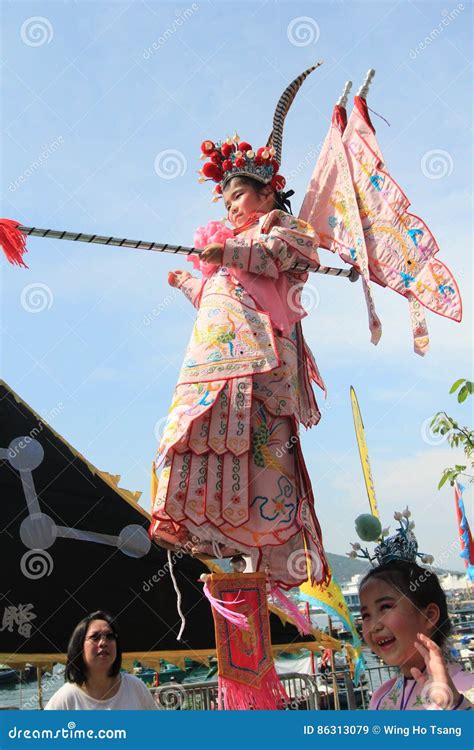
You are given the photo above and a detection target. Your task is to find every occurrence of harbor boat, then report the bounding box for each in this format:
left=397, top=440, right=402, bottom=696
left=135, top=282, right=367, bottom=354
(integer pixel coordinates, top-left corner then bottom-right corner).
left=0, top=664, right=38, bottom=687
left=0, top=666, right=17, bottom=685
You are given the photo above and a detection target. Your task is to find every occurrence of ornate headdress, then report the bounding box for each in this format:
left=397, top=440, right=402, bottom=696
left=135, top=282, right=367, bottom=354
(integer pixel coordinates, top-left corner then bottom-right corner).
left=347, top=508, right=434, bottom=567
left=198, top=62, right=323, bottom=203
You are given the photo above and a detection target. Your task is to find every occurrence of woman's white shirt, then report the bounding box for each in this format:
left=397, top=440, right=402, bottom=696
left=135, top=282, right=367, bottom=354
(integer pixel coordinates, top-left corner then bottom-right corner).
left=45, top=673, right=157, bottom=710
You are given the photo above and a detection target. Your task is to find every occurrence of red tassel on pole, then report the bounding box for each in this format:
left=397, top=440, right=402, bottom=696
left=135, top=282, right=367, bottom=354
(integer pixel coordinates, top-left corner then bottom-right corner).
left=0, top=219, right=28, bottom=268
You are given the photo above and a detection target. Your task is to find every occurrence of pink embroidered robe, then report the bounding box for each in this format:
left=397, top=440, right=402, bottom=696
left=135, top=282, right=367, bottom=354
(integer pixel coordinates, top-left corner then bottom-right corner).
left=369, top=662, right=474, bottom=710
left=150, top=210, right=330, bottom=589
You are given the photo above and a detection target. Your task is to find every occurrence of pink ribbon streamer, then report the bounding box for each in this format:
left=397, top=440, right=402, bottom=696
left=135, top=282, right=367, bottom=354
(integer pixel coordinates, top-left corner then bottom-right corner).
left=202, top=582, right=250, bottom=630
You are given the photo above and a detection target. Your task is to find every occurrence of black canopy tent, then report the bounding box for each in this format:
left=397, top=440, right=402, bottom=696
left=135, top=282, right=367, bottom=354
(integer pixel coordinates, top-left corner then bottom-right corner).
left=0, top=380, right=336, bottom=669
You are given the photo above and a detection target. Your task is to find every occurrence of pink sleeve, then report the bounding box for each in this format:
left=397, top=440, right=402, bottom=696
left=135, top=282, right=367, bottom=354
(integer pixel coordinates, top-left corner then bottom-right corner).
left=452, top=670, right=474, bottom=710
left=368, top=678, right=396, bottom=710
left=222, top=236, right=279, bottom=278
left=222, top=216, right=320, bottom=278
left=177, top=275, right=205, bottom=308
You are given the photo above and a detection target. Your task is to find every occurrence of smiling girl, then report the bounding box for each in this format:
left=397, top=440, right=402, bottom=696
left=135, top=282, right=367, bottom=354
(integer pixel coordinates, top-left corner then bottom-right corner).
left=359, top=562, right=473, bottom=710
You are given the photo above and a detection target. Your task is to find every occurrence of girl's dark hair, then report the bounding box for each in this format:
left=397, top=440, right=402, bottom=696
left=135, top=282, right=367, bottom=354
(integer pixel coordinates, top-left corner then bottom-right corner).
left=223, top=175, right=294, bottom=215
left=65, top=610, right=122, bottom=684
left=359, top=560, right=452, bottom=647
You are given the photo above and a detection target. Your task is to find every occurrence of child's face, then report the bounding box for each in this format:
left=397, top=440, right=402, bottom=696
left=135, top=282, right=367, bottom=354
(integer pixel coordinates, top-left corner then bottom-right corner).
left=223, top=181, right=274, bottom=227
left=360, top=577, right=435, bottom=677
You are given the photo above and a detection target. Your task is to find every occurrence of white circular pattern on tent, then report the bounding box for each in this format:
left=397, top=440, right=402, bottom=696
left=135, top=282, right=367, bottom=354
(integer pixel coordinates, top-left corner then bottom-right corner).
left=20, top=513, right=58, bottom=550
left=118, top=524, right=151, bottom=558
left=8, top=437, right=44, bottom=471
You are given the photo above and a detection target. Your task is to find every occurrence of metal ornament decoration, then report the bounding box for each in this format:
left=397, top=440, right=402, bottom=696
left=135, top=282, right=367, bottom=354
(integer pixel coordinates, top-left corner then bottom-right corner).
left=347, top=507, right=434, bottom=567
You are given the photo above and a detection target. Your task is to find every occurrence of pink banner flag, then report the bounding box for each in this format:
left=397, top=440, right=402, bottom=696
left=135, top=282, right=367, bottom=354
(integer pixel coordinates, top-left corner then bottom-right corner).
left=342, top=96, right=462, bottom=355
left=300, top=105, right=382, bottom=344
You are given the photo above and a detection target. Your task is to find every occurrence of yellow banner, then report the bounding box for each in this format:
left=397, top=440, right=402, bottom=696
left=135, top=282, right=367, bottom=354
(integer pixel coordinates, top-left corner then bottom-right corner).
left=300, top=571, right=355, bottom=630
left=350, top=386, right=379, bottom=518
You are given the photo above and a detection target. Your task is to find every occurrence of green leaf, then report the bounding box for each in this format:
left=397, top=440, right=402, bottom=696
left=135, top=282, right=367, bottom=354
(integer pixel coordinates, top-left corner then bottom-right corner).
left=438, top=473, right=451, bottom=489
left=438, top=469, right=456, bottom=489
left=458, top=386, right=469, bottom=403
left=450, top=378, right=465, bottom=394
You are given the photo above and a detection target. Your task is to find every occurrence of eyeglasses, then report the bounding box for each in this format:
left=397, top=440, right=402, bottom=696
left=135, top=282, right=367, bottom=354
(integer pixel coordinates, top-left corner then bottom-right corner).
left=86, top=631, right=117, bottom=643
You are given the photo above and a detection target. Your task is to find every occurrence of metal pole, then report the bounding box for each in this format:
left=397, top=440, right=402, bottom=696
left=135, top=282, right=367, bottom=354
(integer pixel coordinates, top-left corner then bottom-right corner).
left=344, top=671, right=357, bottom=710
left=19, top=669, right=23, bottom=709
left=17, top=225, right=359, bottom=281
left=36, top=667, right=43, bottom=710
left=327, top=616, right=340, bottom=710
left=305, top=602, right=316, bottom=675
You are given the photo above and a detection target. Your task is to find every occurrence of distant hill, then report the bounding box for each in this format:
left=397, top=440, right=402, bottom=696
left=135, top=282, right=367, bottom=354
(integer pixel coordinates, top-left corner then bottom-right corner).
left=326, top=552, right=371, bottom=583
left=326, top=552, right=463, bottom=584
left=214, top=552, right=371, bottom=581
left=210, top=552, right=462, bottom=584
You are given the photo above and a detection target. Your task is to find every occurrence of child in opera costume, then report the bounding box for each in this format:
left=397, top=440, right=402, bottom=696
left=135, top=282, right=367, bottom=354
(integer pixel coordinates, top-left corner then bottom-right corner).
left=150, top=65, right=330, bottom=590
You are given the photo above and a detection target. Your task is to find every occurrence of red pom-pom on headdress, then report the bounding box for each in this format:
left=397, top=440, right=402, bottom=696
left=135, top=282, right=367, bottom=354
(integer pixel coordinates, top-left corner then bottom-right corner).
left=201, top=140, right=215, bottom=155
left=202, top=162, right=223, bottom=181
left=198, top=133, right=287, bottom=201
left=271, top=174, right=286, bottom=191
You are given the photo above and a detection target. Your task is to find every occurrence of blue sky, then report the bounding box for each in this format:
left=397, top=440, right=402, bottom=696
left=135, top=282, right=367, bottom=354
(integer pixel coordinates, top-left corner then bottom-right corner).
left=1, top=0, right=472, bottom=572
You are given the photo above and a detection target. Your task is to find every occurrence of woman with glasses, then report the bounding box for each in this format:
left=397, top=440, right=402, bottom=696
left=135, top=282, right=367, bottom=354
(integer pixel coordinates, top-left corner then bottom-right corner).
left=45, top=611, right=157, bottom=710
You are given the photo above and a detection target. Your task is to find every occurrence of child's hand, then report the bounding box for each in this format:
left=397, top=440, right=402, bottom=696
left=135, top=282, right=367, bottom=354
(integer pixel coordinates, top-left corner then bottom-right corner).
left=411, top=632, right=460, bottom=708
left=200, top=243, right=223, bottom=265
left=168, top=270, right=191, bottom=288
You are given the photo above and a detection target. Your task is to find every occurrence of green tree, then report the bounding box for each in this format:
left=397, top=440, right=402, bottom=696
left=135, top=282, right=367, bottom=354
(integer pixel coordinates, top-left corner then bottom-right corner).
left=430, top=378, right=473, bottom=489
